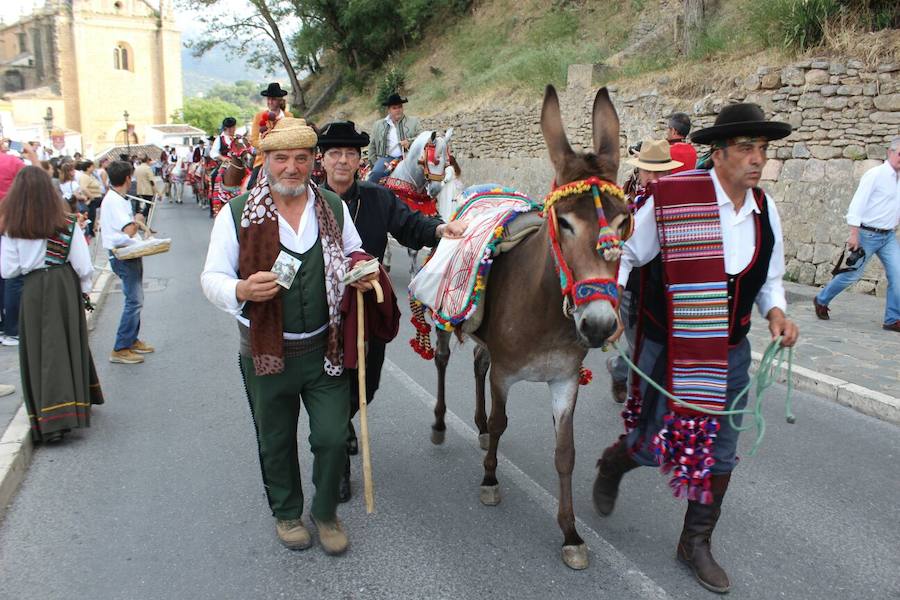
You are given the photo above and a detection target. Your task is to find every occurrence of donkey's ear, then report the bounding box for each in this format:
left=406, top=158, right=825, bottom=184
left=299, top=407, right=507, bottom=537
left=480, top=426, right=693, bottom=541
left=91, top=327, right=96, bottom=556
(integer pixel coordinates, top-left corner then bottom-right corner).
left=541, top=85, right=574, bottom=172
left=592, top=87, right=620, bottom=173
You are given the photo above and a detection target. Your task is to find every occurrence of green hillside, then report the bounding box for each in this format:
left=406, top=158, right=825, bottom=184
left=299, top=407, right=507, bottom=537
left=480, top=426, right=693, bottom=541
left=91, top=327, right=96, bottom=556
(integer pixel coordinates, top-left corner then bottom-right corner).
left=304, top=0, right=899, bottom=123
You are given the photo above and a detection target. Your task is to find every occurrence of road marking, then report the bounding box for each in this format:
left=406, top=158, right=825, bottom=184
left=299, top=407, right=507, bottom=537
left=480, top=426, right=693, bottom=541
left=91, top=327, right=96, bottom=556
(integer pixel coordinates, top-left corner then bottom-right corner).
left=384, top=359, right=670, bottom=599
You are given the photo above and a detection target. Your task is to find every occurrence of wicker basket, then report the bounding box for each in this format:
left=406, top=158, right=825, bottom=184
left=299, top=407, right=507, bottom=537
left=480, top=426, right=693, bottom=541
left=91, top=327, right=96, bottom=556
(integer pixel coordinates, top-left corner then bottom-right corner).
left=112, top=238, right=172, bottom=260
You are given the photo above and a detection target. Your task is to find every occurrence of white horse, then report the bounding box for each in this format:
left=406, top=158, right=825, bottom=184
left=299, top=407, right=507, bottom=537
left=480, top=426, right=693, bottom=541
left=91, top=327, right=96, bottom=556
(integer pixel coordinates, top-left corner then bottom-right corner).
left=374, top=128, right=456, bottom=276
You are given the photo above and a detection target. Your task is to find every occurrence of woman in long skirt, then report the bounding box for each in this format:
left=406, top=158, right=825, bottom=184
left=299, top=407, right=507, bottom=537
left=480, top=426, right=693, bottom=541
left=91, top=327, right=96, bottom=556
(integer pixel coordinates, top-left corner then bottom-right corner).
left=0, top=166, right=103, bottom=442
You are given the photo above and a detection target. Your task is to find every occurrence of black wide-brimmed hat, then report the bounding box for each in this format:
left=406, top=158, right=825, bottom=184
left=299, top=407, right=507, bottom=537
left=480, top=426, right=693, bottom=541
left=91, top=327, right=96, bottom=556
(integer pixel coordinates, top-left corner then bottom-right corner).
left=261, top=82, right=289, bottom=97
left=690, top=103, right=792, bottom=145
left=381, top=92, right=408, bottom=106
left=318, top=121, right=370, bottom=150
left=222, top=117, right=237, bottom=128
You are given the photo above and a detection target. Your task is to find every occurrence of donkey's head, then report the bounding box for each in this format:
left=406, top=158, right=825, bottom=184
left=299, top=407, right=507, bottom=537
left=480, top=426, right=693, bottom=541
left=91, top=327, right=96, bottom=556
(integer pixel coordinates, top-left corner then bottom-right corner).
left=540, top=85, right=630, bottom=348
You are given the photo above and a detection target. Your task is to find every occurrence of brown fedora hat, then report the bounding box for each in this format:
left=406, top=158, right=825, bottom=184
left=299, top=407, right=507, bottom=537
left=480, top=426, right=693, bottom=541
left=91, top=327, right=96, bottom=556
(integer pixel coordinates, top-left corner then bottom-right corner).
left=626, top=139, right=683, bottom=171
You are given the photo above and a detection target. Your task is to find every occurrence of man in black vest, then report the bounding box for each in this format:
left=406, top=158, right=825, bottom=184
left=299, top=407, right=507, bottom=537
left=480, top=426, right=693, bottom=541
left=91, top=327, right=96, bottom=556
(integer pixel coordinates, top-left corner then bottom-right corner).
left=317, top=120, right=467, bottom=502
left=591, top=104, right=799, bottom=594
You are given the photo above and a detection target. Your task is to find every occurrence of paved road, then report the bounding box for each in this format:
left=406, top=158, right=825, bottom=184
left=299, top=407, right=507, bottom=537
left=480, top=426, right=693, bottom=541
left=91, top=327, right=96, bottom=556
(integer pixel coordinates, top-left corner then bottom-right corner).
left=1, top=199, right=898, bottom=599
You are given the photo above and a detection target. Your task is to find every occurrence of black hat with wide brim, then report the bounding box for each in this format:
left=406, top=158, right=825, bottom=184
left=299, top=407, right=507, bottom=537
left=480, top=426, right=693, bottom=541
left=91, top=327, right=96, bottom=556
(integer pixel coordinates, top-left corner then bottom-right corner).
left=381, top=92, right=408, bottom=106
left=317, top=121, right=370, bottom=150
left=690, top=103, right=792, bottom=145
left=261, top=82, right=289, bottom=97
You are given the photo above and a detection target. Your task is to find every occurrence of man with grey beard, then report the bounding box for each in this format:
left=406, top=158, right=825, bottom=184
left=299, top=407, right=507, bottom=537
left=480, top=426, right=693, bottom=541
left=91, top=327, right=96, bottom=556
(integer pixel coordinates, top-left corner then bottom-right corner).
left=201, top=118, right=376, bottom=557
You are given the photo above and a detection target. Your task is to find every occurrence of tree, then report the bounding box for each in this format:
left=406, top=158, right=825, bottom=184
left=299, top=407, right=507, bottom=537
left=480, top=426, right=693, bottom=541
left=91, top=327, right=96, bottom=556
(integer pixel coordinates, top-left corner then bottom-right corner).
left=173, top=97, right=247, bottom=136
left=182, top=0, right=307, bottom=112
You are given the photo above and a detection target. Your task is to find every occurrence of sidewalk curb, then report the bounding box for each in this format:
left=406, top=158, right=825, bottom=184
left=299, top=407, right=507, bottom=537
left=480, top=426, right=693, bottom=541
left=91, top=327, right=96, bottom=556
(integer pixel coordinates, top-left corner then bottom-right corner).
left=0, top=261, right=114, bottom=522
left=750, top=351, right=900, bottom=426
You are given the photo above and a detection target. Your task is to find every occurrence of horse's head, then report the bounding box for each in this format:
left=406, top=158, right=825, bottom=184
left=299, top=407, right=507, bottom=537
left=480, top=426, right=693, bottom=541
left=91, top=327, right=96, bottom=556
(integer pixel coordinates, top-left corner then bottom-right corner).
left=404, top=129, right=454, bottom=197
left=540, top=85, right=631, bottom=348
left=229, top=137, right=254, bottom=171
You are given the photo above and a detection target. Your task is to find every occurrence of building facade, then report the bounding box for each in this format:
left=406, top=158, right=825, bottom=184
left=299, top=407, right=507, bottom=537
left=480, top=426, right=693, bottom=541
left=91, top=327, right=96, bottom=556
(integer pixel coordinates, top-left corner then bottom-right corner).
left=0, top=0, right=183, bottom=156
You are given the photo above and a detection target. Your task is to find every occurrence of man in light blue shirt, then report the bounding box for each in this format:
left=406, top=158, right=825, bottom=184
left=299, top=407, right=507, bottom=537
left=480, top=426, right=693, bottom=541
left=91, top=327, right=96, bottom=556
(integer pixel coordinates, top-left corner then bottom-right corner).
left=815, top=138, right=900, bottom=330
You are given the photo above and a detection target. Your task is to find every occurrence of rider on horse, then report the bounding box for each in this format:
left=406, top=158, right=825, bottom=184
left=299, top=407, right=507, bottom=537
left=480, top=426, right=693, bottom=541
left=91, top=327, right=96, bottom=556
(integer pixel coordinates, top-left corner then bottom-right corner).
left=367, top=92, right=421, bottom=184
left=248, top=82, right=294, bottom=189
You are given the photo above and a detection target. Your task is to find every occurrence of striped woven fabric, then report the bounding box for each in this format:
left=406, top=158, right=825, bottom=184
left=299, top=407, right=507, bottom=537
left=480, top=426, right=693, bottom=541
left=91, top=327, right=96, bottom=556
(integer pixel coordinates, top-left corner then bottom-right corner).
left=657, top=202, right=723, bottom=262
left=670, top=281, right=729, bottom=339
left=45, top=217, right=76, bottom=266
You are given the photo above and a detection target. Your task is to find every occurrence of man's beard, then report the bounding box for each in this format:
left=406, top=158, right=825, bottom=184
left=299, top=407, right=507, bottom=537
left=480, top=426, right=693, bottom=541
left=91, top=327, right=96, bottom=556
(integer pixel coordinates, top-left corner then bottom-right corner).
left=264, top=165, right=307, bottom=197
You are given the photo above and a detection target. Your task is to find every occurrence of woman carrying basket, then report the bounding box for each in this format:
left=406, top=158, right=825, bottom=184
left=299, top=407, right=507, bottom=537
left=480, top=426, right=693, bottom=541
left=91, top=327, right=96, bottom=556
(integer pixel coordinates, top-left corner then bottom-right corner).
left=0, top=166, right=103, bottom=442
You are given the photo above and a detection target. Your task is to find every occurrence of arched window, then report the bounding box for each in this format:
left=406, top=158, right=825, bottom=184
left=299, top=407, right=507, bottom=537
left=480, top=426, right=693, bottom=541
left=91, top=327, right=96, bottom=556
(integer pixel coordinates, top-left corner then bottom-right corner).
left=113, top=43, right=131, bottom=71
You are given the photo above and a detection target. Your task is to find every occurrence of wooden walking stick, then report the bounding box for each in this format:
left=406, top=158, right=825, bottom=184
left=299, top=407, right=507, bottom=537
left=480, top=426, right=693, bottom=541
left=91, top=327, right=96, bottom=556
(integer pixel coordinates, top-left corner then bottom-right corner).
left=356, top=280, right=384, bottom=514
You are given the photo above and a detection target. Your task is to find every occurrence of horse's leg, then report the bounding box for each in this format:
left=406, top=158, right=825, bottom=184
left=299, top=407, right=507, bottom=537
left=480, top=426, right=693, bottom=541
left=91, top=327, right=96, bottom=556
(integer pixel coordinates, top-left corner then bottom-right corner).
left=480, top=369, right=510, bottom=507
left=431, top=328, right=451, bottom=445
left=408, top=248, right=418, bottom=277
left=549, top=375, right=588, bottom=570
left=473, top=345, right=490, bottom=451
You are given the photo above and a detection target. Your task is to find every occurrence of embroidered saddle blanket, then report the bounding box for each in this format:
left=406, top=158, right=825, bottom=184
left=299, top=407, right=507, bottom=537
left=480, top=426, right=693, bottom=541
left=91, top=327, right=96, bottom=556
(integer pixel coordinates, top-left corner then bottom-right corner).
left=409, top=184, right=541, bottom=332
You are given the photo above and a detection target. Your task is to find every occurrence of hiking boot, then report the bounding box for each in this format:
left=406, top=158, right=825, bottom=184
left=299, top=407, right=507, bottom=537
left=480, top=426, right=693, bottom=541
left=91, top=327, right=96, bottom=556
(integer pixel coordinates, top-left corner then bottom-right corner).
left=592, top=438, right=639, bottom=516
left=677, top=473, right=732, bottom=594
left=130, top=339, right=155, bottom=353
left=313, top=517, right=349, bottom=555
left=275, top=518, right=313, bottom=550
left=109, top=349, right=144, bottom=364
left=813, top=297, right=830, bottom=320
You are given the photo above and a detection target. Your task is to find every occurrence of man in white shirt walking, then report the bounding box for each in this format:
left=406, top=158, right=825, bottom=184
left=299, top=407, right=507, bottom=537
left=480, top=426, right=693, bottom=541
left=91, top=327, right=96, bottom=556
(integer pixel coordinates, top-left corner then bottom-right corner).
left=100, top=161, right=154, bottom=364
left=814, top=138, right=900, bottom=329
left=590, top=103, right=798, bottom=594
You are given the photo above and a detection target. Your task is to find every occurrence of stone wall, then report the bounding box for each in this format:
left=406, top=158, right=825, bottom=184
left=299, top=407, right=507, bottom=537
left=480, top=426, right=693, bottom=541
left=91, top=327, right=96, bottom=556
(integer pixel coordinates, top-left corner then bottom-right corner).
left=423, top=57, right=899, bottom=295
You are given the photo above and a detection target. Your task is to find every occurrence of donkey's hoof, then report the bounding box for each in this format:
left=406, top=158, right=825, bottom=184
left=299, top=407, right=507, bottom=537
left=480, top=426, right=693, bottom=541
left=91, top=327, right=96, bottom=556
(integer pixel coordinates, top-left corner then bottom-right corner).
left=562, top=543, right=589, bottom=570
left=479, top=484, right=501, bottom=506
left=430, top=429, right=446, bottom=445
left=478, top=433, right=490, bottom=451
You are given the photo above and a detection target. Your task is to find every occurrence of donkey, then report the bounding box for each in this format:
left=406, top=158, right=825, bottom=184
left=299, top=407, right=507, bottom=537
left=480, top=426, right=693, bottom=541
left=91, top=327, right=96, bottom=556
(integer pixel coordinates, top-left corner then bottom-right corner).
left=430, top=86, right=629, bottom=570
left=375, top=129, right=455, bottom=275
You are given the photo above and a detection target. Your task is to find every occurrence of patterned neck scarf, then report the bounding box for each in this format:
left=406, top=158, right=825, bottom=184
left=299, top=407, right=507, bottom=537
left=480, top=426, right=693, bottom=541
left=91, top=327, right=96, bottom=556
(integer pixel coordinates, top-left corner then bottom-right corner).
left=238, top=175, right=349, bottom=376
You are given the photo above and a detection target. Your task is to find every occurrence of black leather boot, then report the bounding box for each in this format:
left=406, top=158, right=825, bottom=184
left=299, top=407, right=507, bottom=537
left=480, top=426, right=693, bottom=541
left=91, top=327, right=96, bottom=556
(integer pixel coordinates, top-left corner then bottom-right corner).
left=338, top=458, right=351, bottom=504
left=591, top=437, right=639, bottom=516
left=677, top=472, right=732, bottom=594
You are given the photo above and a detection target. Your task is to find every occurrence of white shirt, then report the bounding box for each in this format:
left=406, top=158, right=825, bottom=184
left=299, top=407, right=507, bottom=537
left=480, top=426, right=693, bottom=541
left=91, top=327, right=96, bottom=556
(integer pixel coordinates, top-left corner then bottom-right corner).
left=200, top=185, right=364, bottom=337
left=99, top=189, right=138, bottom=250
left=618, top=167, right=787, bottom=318
left=385, top=115, right=402, bottom=158
left=845, top=161, right=900, bottom=230
left=1, top=225, right=94, bottom=293
left=209, top=134, right=233, bottom=161
left=60, top=179, right=80, bottom=200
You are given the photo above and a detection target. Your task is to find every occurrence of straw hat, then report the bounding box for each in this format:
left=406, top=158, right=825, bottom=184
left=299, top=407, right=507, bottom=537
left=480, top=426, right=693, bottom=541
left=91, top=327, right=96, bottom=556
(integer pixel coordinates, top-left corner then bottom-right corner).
left=626, top=139, right=683, bottom=171
left=258, top=118, right=318, bottom=151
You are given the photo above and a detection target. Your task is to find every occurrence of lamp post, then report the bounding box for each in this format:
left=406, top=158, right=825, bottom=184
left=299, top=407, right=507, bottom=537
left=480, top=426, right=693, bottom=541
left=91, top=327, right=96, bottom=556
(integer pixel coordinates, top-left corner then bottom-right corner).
left=43, top=107, right=53, bottom=151
left=123, top=110, right=131, bottom=156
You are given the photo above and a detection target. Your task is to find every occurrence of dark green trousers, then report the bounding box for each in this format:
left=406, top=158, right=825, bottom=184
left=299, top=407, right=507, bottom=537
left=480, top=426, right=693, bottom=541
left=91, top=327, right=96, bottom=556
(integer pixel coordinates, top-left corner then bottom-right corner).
left=240, top=349, right=350, bottom=522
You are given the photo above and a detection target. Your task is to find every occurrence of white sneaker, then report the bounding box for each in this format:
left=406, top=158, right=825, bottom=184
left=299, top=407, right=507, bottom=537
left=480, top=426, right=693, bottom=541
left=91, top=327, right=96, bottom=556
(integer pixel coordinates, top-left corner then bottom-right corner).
left=0, top=383, right=15, bottom=397
left=1, top=336, right=19, bottom=347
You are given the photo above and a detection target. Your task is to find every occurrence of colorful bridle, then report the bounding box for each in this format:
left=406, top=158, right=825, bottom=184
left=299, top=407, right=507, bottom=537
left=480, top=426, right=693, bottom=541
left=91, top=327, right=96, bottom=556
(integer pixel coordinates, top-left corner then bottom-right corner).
left=418, top=141, right=451, bottom=182
left=543, top=176, right=630, bottom=316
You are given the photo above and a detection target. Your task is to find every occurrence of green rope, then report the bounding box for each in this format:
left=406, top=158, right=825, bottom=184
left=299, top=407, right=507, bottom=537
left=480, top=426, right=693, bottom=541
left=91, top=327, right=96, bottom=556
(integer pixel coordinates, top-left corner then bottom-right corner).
left=610, top=337, right=796, bottom=456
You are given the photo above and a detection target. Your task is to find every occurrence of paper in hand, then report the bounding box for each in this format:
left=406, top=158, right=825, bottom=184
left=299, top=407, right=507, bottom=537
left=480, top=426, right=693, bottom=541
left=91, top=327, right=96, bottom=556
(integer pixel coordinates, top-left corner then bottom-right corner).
left=342, top=258, right=380, bottom=285
left=272, top=251, right=302, bottom=289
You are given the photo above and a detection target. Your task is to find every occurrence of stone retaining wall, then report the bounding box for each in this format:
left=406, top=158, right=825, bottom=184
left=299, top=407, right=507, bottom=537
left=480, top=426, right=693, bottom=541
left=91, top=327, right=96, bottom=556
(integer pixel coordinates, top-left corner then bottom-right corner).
left=423, top=57, right=899, bottom=295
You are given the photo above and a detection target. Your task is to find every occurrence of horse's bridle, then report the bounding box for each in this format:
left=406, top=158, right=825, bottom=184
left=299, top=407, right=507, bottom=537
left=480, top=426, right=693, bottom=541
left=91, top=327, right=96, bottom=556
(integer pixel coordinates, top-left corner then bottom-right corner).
left=418, top=141, right=450, bottom=183
left=543, top=176, right=631, bottom=317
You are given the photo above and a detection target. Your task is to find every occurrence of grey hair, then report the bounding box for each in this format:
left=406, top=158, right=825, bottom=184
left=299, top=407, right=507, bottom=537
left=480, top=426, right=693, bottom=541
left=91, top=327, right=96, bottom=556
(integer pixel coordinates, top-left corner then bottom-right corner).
left=890, top=137, right=900, bottom=153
